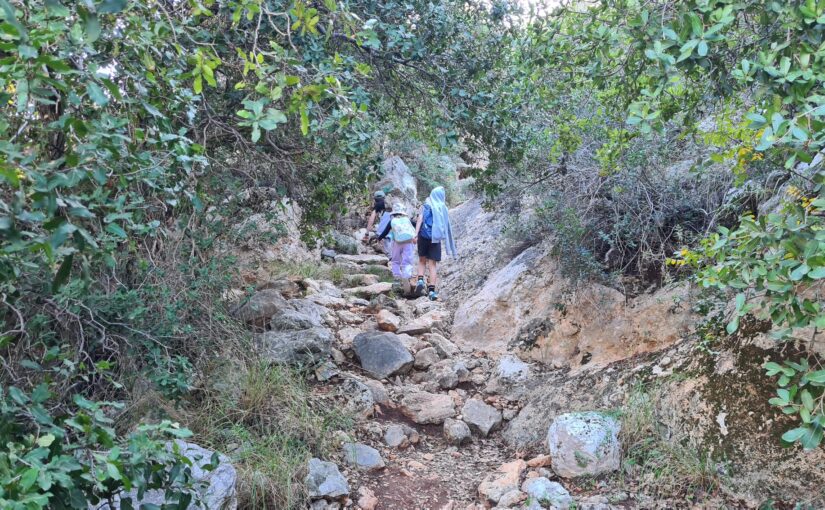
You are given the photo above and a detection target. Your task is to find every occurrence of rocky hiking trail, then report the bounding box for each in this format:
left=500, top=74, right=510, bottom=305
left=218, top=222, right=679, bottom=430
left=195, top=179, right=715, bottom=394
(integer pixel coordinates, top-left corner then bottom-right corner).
left=233, top=241, right=628, bottom=510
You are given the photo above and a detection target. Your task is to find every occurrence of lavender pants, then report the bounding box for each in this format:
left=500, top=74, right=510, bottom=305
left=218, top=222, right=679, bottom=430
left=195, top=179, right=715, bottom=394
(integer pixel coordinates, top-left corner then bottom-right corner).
left=390, top=241, right=415, bottom=279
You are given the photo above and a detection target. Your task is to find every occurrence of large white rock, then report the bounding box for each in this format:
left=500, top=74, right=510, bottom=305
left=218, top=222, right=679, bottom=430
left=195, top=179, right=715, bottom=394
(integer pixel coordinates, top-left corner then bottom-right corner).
left=92, top=441, right=237, bottom=510
left=547, top=412, right=621, bottom=478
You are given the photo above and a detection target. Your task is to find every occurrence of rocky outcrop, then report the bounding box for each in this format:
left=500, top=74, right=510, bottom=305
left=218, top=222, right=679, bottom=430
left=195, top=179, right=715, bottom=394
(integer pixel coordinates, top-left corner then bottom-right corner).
left=521, top=478, right=572, bottom=509
left=445, top=199, right=696, bottom=371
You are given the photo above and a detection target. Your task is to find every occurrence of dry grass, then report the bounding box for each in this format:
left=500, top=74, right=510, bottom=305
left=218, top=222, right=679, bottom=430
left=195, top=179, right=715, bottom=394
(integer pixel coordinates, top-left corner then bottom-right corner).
left=617, top=382, right=724, bottom=502
left=185, top=358, right=352, bottom=509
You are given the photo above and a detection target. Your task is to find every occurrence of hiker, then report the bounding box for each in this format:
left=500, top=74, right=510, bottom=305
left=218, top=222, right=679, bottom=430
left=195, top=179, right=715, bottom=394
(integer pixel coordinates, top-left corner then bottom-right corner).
left=364, top=190, right=392, bottom=254
left=414, top=186, right=457, bottom=301
left=376, top=203, right=416, bottom=291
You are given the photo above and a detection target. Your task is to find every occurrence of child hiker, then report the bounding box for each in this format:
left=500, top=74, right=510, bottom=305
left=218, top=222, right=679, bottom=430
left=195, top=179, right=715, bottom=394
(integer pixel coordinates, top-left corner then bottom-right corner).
left=376, top=203, right=417, bottom=292
left=414, top=186, right=457, bottom=301
left=364, top=190, right=392, bottom=254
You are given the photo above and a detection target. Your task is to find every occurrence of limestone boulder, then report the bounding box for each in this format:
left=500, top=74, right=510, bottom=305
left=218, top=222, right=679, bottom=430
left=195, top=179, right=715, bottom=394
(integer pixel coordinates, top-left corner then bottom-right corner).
left=342, top=443, right=385, bottom=471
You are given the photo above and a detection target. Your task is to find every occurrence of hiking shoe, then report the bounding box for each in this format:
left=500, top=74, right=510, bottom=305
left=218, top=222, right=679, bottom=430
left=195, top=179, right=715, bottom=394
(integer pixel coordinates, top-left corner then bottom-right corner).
left=428, top=290, right=438, bottom=301
left=415, top=278, right=425, bottom=294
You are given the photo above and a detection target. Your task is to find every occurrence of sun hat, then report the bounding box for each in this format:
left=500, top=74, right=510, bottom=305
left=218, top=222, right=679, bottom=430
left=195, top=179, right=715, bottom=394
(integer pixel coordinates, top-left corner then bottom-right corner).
left=374, top=190, right=386, bottom=199
left=390, top=203, right=408, bottom=216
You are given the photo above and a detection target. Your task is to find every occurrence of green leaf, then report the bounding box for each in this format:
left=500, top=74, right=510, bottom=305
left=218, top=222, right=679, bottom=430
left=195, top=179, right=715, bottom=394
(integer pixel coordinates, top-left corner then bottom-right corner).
left=86, top=82, right=109, bottom=106
left=20, top=468, right=39, bottom=490
left=726, top=316, right=739, bottom=334
left=79, top=9, right=100, bottom=43
left=806, top=370, right=825, bottom=383
left=697, top=40, right=708, bottom=57
left=98, top=0, right=127, bottom=14
left=781, top=427, right=807, bottom=443
left=790, top=263, right=810, bottom=281
left=193, top=75, right=202, bottom=94
left=801, top=389, right=814, bottom=411
left=800, top=424, right=823, bottom=450
left=52, top=254, right=73, bottom=292
left=808, top=267, right=825, bottom=279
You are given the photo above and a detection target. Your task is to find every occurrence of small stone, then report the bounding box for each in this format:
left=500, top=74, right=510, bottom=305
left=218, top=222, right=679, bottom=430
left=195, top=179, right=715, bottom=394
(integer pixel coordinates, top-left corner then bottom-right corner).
left=315, top=362, right=339, bottom=382
left=321, top=249, right=338, bottom=261
left=503, top=409, right=517, bottom=421
left=497, top=489, right=526, bottom=508
left=342, top=443, right=385, bottom=471
left=407, top=460, right=426, bottom=470
left=384, top=425, right=408, bottom=448
left=306, top=458, right=349, bottom=498
left=521, top=477, right=572, bottom=509
left=376, top=309, right=402, bottom=332
left=477, top=460, right=526, bottom=505
left=425, top=333, right=460, bottom=358
left=414, top=347, right=440, bottom=369
left=337, top=310, right=364, bottom=325
left=400, top=390, right=456, bottom=424
left=526, top=454, right=551, bottom=468
left=462, top=399, right=503, bottom=437
left=357, top=487, right=379, bottom=510
left=444, top=418, right=471, bottom=446
left=343, top=282, right=394, bottom=299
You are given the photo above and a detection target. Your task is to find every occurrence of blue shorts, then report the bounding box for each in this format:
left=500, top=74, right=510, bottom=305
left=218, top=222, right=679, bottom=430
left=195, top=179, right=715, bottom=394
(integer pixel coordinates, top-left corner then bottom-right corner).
left=417, top=236, right=442, bottom=262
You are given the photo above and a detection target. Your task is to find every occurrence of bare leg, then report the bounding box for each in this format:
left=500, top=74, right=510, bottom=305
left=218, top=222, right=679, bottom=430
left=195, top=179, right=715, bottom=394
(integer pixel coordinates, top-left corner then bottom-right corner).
left=428, top=259, right=438, bottom=287
left=417, top=257, right=427, bottom=280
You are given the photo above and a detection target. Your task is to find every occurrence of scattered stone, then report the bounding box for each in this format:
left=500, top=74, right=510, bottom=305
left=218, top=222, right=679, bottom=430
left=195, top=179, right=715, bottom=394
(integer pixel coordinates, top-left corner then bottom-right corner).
left=342, top=274, right=381, bottom=288
left=353, top=332, right=414, bottom=379
left=270, top=299, right=326, bottom=331
left=426, top=333, right=460, bottom=358
left=315, top=362, right=339, bottom=382
left=342, top=443, right=385, bottom=471
left=496, top=356, right=531, bottom=382
left=376, top=309, right=402, bottom=332
left=444, top=418, right=471, bottom=446
left=400, top=390, right=456, bottom=424
left=362, top=379, right=390, bottom=405
left=478, top=460, right=526, bottom=505
left=309, top=293, right=347, bottom=309
left=310, top=500, right=340, bottom=510
left=306, top=458, right=350, bottom=499
left=340, top=377, right=375, bottom=419
left=321, top=249, right=338, bottom=261
left=384, top=425, right=409, bottom=448
left=433, top=360, right=470, bottom=390
left=337, top=310, right=364, bottom=325
left=497, top=489, right=526, bottom=508
left=231, top=289, right=287, bottom=328
left=258, top=278, right=303, bottom=299
left=257, top=327, right=333, bottom=366
left=337, top=327, right=362, bottom=347
left=521, top=477, right=572, bottom=509
left=336, top=254, right=389, bottom=266
left=330, top=231, right=360, bottom=255
left=526, top=454, right=552, bottom=468
left=344, top=282, right=393, bottom=299
left=397, top=310, right=446, bottom=336
left=462, top=399, right=503, bottom=437
left=357, top=487, right=379, bottom=510
left=502, top=409, right=518, bottom=421
left=547, top=412, right=621, bottom=478
left=414, top=347, right=440, bottom=369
